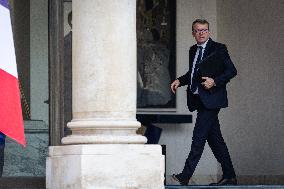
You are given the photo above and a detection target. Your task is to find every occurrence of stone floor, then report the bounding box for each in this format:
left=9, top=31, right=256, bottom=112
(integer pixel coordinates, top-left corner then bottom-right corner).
left=0, top=178, right=284, bottom=189
left=166, top=185, right=284, bottom=189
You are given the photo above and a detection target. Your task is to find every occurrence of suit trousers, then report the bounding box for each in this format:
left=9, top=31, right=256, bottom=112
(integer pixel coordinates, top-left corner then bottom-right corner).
left=180, top=95, right=236, bottom=181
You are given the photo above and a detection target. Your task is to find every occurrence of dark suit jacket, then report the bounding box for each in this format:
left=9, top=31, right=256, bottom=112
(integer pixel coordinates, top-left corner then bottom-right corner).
left=178, top=38, right=237, bottom=111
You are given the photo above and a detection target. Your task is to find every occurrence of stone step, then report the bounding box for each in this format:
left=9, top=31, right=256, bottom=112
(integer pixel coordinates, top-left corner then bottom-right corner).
left=166, top=185, right=284, bottom=189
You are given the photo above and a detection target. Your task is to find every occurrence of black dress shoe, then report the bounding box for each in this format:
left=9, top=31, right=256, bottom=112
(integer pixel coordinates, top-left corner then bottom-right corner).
left=171, top=174, right=188, bottom=186
left=209, top=178, right=237, bottom=186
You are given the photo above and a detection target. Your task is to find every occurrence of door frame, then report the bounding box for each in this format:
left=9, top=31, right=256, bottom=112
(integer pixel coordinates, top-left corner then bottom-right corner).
left=48, top=0, right=65, bottom=146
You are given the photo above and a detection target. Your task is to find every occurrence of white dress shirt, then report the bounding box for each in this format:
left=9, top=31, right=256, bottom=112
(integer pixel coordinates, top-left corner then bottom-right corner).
left=190, top=39, right=209, bottom=94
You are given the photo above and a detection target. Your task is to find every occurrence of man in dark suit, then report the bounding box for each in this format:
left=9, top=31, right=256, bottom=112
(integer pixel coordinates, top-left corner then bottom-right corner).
left=170, top=19, right=237, bottom=186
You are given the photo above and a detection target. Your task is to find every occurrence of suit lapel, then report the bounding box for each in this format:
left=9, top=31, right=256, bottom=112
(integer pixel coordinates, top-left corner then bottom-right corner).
left=202, top=38, right=215, bottom=59
left=187, top=45, right=197, bottom=84
left=188, top=39, right=216, bottom=82
left=189, top=45, right=197, bottom=73
left=189, top=38, right=215, bottom=68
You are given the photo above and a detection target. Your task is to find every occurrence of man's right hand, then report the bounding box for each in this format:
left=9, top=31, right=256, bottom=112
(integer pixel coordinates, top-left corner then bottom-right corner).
left=170, top=79, right=180, bottom=94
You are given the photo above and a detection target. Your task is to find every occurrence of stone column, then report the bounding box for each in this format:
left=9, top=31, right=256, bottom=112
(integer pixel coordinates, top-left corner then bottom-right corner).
left=61, top=0, right=146, bottom=145
left=46, top=1, right=164, bottom=189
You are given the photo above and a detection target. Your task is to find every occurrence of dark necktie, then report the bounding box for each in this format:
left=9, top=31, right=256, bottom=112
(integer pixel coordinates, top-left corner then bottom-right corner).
left=190, top=46, right=203, bottom=92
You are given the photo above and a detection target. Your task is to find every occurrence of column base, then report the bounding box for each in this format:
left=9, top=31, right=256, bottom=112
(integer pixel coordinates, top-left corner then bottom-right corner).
left=46, top=144, right=165, bottom=189
left=62, top=135, right=147, bottom=144
left=62, top=119, right=147, bottom=144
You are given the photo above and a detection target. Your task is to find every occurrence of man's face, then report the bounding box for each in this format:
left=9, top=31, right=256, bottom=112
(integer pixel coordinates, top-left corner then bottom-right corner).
left=192, top=23, right=210, bottom=45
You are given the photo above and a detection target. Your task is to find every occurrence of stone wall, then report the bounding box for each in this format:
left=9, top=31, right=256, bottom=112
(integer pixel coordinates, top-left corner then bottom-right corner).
left=3, top=121, right=48, bottom=176
left=216, top=0, right=284, bottom=183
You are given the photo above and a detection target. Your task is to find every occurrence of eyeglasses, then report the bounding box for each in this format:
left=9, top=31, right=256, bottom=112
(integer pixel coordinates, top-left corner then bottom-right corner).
left=193, top=29, right=209, bottom=34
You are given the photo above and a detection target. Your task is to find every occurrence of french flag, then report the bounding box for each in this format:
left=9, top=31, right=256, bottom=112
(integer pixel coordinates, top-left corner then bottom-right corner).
left=0, top=0, right=26, bottom=147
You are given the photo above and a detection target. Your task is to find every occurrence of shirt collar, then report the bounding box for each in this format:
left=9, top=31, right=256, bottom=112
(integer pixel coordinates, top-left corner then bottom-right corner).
left=197, top=38, right=209, bottom=49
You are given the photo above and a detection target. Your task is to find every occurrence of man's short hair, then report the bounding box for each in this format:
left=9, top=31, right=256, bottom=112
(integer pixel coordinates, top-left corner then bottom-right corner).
left=192, top=19, right=210, bottom=31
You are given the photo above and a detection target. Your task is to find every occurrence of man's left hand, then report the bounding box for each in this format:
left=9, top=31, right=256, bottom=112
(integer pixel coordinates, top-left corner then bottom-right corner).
left=201, top=77, right=215, bottom=90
